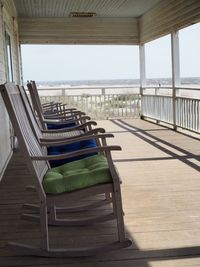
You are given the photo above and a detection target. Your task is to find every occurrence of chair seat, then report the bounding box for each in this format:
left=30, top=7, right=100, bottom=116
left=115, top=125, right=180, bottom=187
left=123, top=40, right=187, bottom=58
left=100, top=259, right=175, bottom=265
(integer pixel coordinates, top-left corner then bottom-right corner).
left=43, top=130, right=84, bottom=138
left=43, top=155, right=112, bottom=194
left=47, top=139, right=97, bottom=167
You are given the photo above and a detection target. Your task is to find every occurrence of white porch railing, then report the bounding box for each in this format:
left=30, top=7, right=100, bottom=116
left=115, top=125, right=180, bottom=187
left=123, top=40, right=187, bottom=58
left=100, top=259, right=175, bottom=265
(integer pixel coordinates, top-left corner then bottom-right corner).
left=176, top=96, right=200, bottom=132
left=142, top=95, right=173, bottom=124
left=36, top=85, right=200, bottom=133
left=38, top=86, right=141, bottom=120
left=142, top=86, right=200, bottom=133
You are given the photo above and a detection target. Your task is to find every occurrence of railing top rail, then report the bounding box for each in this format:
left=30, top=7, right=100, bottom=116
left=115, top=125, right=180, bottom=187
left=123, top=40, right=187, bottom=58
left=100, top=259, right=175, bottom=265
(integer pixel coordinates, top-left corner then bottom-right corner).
left=143, top=94, right=172, bottom=97
left=176, top=95, right=200, bottom=100
left=143, top=86, right=172, bottom=89
left=176, top=86, right=200, bottom=91
left=143, top=86, right=200, bottom=91
left=27, top=85, right=200, bottom=92
left=143, top=94, right=200, bottom=100
left=35, top=85, right=140, bottom=91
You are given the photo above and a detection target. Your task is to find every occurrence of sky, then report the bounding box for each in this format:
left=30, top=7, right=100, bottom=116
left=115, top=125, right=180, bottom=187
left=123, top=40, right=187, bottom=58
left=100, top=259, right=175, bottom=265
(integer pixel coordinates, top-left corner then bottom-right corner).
left=145, top=22, right=200, bottom=79
left=21, top=45, right=139, bottom=81
left=179, top=23, right=200, bottom=77
left=21, top=22, right=200, bottom=82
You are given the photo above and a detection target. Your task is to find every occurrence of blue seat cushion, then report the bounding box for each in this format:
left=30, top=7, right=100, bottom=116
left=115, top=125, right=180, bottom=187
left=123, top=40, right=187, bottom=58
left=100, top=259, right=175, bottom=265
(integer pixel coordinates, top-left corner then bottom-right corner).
left=47, top=139, right=97, bottom=167
left=47, top=122, right=76, bottom=129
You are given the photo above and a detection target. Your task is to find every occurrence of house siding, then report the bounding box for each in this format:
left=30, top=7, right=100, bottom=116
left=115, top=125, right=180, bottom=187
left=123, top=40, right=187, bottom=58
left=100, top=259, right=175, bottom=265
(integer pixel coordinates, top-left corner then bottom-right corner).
left=19, top=17, right=139, bottom=45
left=0, top=0, right=21, bottom=179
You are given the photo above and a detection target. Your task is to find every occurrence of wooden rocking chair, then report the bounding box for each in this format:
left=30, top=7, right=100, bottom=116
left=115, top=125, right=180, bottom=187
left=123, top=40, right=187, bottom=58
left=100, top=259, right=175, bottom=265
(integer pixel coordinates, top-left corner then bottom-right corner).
left=0, top=82, right=132, bottom=257
left=16, top=84, right=110, bottom=214
left=29, top=80, right=76, bottom=114
left=27, top=81, right=90, bottom=130
left=18, top=85, right=105, bottom=142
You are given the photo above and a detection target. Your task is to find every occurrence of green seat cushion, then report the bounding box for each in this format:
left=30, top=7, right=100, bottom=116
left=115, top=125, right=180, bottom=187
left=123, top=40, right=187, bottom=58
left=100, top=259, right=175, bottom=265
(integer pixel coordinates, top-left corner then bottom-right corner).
left=43, top=155, right=112, bottom=194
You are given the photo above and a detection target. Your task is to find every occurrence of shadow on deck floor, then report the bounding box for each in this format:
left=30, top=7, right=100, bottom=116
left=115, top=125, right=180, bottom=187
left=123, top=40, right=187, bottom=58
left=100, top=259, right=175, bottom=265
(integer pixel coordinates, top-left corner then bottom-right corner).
left=1, top=119, right=200, bottom=267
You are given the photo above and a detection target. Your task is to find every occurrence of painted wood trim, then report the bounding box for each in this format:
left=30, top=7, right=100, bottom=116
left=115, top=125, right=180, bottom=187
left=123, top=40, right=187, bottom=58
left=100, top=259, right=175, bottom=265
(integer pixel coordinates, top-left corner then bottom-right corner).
left=18, top=17, right=139, bottom=45
left=139, top=45, right=146, bottom=88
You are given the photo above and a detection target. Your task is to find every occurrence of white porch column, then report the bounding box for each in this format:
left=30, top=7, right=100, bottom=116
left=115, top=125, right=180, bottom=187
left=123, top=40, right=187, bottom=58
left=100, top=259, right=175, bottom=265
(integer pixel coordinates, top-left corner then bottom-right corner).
left=18, top=44, right=24, bottom=84
left=171, top=31, right=180, bottom=130
left=139, top=44, right=146, bottom=119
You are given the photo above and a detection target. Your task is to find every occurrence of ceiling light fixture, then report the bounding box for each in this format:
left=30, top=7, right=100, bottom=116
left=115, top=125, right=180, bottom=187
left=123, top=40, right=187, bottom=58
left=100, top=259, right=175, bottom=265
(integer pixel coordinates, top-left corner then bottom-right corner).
left=69, top=12, right=96, bottom=18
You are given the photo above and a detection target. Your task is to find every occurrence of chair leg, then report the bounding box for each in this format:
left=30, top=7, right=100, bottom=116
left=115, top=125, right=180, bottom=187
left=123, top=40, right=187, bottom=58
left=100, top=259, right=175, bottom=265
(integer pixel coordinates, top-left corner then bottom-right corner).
left=7, top=191, right=132, bottom=257
left=111, top=185, right=127, bottom=243
left=39, top=201, right=49, bottom=251
left=49, top=205, right=56, bottom=223
left=8, top=199, right=131, bottom=256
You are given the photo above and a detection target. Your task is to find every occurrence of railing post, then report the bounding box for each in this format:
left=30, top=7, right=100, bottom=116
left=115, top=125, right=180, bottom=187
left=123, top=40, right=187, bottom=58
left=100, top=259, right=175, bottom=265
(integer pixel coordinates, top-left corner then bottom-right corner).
left=139, top=44, right=146, bottom=119
left=61, top=88, right=65, bottom=103
left=101, top=88, right=105, bottom=95
left=171, top=31, right=180, bottom=130
left=62, top=88, right=65, bottom=97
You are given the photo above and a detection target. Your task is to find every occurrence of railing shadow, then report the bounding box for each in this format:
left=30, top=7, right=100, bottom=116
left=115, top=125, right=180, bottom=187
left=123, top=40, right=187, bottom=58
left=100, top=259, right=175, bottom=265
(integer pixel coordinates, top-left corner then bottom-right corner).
left=111, top=119, right=200, bottom=172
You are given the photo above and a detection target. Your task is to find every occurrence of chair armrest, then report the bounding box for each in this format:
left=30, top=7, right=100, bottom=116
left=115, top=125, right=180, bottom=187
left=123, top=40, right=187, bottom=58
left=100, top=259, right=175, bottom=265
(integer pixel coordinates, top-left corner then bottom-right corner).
left=39, top=128, right=106, bottom=142
left=42, top=101, right=55, bottom=107
left=40, top=133, right=114, bottom=146
left=42, top=102, right=62, bottom=111
left=44, top=111, right=85, bottom=119
left=41, top=121, right=97, bottom=133
left=43, top=104, right=77, bottom=112
left=81, top=127, right=105, bottom=135
left=43, top=115, right=90, bottom=125
left=31, top=145, right=121, bottom=161
left=61, top=104, right=77, bottom=112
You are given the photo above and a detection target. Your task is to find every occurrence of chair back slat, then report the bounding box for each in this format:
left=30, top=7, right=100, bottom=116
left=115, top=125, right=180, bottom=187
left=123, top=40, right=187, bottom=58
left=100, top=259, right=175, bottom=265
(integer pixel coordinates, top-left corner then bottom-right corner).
left=31, top=80, right=44, bottom=114
left=18, top=85, right=43, bottom=140
left=27, top=81, right=47, bottom=130
left=0, top=83, right=49, bottom=184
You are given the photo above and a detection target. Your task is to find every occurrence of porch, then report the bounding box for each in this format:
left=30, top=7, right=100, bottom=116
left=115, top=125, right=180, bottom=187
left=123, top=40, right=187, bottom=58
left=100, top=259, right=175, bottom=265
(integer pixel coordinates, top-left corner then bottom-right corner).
left=1, top=118, right=200, bottom=266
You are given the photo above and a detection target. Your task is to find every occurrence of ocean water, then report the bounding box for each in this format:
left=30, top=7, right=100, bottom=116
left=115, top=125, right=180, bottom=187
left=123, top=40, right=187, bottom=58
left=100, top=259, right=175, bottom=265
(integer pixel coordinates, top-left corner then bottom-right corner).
left=35, top=78, right=200, bottom=98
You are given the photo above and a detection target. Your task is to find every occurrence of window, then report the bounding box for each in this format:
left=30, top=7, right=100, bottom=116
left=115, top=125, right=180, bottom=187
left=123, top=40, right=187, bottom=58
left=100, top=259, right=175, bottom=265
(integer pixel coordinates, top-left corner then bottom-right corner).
left=5, top=30, right=13, bottom=82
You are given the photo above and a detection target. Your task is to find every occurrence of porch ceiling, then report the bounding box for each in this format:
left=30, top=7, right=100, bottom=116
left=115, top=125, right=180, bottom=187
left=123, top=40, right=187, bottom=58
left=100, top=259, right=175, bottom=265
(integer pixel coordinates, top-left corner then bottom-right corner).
left=13, top=0, right=200, bottom=45
left=14, top=0, right=162, bottom=18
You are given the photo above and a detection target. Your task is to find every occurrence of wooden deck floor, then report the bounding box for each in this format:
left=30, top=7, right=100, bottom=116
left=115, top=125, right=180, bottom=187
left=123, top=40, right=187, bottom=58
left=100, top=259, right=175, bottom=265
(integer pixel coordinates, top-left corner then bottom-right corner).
left=1, top=119, right=200, bottom=266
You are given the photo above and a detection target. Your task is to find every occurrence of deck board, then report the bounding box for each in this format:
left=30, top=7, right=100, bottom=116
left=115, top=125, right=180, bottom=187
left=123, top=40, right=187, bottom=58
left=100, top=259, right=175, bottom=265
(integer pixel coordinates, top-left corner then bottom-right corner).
left=1, top=118, right=200, bottom=266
